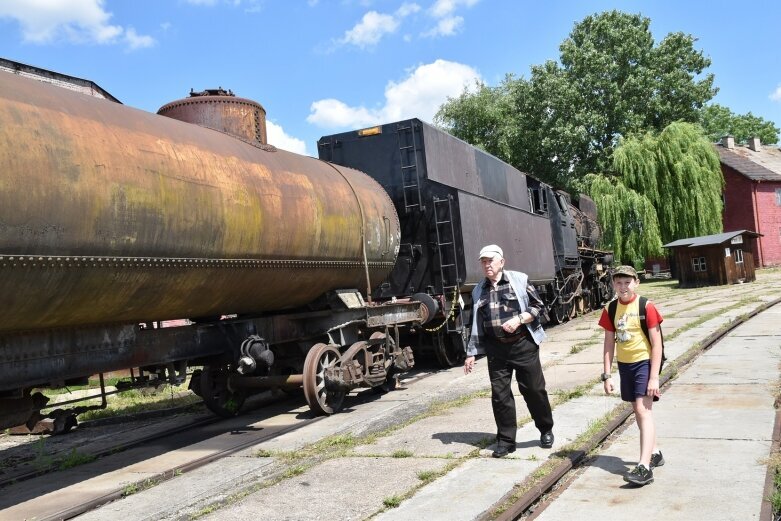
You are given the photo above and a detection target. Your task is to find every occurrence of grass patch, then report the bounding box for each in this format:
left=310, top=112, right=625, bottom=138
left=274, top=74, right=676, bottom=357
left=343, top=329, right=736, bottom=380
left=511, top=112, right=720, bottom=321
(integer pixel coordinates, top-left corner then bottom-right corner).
left=383, top=495, right=403, bottom=508
left=417, top=470, right=437, bottom=482
left=768, top=451, right=781, bottom=516
left=77, top=385, right=201, bottom=421
left=568, top=341, right=593, bottom=355
left=57, top=448, right=96, bottom=470
left=122, top=477, right=160, bottom=497
left=282, top=466, right=306, bottom=478
left=391, top=449, right=413, bottom=458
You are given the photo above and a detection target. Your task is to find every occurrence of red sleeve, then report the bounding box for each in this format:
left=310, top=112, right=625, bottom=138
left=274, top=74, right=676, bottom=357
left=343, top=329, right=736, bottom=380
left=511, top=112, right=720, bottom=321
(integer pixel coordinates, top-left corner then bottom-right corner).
left=644, top=301, right=663, bottom=329
left=597, top=308, right=615, bottom=331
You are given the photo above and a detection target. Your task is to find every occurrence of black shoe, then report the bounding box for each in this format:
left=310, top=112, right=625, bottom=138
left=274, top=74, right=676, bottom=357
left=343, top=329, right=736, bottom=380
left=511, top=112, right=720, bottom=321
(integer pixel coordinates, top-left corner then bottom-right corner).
left=540, top=431, right=554, bottom=448
left=491, top=445, right=516, bottom=458
left=650, top=451, right=665, bottom=468
left=624, top=464, right=654, bottom=486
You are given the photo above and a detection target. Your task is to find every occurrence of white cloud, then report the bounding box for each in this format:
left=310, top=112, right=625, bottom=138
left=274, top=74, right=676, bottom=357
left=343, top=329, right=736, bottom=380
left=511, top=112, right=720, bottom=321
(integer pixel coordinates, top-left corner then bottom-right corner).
left=429, top=0, right=480, bottom=18
left=770, top=85, right=781, bottom=102
left=266, top=120, right=309, bottom=156
left=423, top=0, right=478, bottom=38
left=184, top=0, right=220, bottom=5
left=0, top=0, right=154, bottom=50
left=307, top=59, right=481, bottom=129
left=337, top=3, right=420, bottom=49
left=125, top=27, right=155, bottom=50
left=422, top=15, right=462, bottom=37
left=339, top=11, right=398, bottom=48
left=396, top=2, right=421, bottom=17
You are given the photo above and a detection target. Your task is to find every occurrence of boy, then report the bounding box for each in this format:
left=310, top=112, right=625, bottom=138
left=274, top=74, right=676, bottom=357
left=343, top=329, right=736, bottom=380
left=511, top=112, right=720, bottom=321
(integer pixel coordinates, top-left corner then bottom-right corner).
left=597, top=265, right=664, bottom=486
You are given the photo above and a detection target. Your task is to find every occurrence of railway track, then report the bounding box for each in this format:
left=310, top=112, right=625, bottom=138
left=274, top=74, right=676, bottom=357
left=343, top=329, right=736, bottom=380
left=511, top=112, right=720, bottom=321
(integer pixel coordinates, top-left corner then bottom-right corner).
left=0, top=368, right=439, bottom=521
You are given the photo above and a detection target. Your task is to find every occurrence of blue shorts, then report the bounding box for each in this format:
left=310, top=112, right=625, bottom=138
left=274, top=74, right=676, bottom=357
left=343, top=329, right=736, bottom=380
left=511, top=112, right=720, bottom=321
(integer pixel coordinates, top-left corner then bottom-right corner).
left=617, top=360, right=659, bottom=402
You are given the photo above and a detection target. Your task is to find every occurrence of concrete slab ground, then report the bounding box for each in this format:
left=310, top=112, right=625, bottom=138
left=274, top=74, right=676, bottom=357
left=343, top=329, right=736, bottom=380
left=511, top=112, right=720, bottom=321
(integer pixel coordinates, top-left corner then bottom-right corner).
left=7, top=271, right=780, bottom=521
left=534, top=303, right=781, bottom=521
left=201, top=457, right=452, bottom=521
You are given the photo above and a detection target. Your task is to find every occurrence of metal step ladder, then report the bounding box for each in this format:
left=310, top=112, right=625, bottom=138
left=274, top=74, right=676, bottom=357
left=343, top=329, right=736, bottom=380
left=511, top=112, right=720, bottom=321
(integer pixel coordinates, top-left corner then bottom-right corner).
left=433, top=195, right=462, bottom=333
left=396, top=122, right=424, bottom=213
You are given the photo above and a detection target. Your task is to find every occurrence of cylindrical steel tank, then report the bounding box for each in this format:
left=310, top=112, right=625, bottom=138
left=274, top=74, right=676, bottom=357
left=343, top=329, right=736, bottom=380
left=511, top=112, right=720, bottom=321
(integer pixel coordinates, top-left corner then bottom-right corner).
left=0, top=72, right=400, bottom=332
left=157, top=88, right=268, bottom=145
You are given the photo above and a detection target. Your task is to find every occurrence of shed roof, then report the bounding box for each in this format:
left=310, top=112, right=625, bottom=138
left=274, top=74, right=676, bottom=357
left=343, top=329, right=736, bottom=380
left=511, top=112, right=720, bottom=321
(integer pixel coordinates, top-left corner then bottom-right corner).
left=663, top=230, right=762, bottom=249
left=715, top=143, right=781, bottom=182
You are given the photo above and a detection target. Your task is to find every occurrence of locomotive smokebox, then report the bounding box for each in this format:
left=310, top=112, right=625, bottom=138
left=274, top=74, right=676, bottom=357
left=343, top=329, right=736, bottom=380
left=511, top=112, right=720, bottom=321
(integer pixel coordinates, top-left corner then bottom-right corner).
left=158, top=87, right=268, bottom=145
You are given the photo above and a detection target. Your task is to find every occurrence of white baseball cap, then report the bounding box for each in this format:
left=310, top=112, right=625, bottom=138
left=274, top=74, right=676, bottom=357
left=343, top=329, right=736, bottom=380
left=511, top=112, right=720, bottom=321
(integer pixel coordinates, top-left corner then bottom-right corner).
left=478, top=244, right=503, bottom=260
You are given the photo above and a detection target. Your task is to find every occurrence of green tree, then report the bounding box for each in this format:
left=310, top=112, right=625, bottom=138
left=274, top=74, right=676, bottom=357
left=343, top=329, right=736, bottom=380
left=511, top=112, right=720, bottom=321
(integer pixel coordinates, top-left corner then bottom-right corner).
left=586, top=122, right=723, bottom=265
left=699, top=104, right=779, bottom=144
left=435, top=10, right=717, bottom=190
left=583, top=173, right=662, bottom=267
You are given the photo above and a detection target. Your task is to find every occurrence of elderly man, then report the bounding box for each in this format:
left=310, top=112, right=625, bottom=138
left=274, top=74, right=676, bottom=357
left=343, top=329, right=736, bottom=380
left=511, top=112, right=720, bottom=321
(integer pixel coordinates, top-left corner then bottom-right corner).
left=464, top=244, right=554, bottom=457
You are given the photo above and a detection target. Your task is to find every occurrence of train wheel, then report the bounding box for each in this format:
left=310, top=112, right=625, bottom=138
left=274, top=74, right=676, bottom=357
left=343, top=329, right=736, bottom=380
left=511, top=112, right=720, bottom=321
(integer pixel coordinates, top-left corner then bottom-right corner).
left=200, top=365, right=246, bottom=418
left=303, top=343, right=345, bottom=415
left=433, top=329, right=467, bottom=367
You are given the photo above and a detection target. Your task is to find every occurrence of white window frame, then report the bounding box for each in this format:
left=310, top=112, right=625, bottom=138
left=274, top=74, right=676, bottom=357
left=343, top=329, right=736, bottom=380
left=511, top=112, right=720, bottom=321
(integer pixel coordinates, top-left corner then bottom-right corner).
left=734, top=249, right=744, bottom=264
left=692, top=256, right=707, bottom=272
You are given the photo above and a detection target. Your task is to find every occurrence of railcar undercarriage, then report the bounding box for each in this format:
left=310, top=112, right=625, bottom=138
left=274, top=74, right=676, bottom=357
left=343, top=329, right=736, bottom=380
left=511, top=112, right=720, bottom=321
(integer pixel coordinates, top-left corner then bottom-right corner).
left=0, top=290, right=431, bottom=432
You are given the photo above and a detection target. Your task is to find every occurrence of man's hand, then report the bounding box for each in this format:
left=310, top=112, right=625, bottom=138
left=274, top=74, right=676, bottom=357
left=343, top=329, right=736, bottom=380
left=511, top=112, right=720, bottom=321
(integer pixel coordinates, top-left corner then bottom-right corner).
left=502, top=313, right=524, bottom=334
left=464, top=355, right=476, bottom=374
left=603, top=378, right=614, bottom=395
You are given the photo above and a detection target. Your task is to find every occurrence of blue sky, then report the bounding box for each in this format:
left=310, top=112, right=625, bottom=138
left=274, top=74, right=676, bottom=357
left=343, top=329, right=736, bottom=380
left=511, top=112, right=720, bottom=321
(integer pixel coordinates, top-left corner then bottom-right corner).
left=1, top=0, right=780, bottom=156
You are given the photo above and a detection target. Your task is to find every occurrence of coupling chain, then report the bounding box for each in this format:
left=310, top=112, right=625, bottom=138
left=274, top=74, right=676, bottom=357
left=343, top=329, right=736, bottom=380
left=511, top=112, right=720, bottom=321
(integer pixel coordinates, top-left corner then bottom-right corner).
left=423, top=286, right=461, bottom=332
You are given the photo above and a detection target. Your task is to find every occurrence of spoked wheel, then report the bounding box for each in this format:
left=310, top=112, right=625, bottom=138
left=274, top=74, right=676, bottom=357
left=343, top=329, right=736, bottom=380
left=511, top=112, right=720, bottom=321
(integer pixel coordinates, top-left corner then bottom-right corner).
left=551, top=276, right=575, bottom=324
left=303, top=343, right=345, bottom=415
left=433, top=328, right=467, bottom=367
left=200, top=365, right=246, bottom=418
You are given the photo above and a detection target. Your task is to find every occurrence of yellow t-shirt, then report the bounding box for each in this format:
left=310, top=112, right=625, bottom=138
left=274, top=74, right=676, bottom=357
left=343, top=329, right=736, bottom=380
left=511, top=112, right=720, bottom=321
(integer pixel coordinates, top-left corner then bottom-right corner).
left=613, top=298, right=651, bottom=363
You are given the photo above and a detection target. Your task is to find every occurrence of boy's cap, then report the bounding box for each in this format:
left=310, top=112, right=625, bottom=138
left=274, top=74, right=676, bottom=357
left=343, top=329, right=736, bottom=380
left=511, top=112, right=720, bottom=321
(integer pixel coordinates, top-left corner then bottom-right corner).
left=612, top=265, right=638, bottom=279
left=478, top=244, right=503, bottom=260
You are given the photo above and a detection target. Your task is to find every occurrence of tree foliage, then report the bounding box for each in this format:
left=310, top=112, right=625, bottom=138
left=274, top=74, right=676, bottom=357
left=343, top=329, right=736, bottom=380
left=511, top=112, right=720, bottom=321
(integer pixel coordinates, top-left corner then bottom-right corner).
left=435, top=10, right=718, bottom=190
left=583, top=173, right=662, bottom=267
left=589, top=122, right=723, bottom=265
left=699, top=104, right=780, bottom=144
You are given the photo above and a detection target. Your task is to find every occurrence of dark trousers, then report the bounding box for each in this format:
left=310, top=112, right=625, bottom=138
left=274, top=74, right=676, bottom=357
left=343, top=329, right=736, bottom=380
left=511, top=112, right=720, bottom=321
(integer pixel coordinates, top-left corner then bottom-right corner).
left=486, top=335, right=554, bottom=447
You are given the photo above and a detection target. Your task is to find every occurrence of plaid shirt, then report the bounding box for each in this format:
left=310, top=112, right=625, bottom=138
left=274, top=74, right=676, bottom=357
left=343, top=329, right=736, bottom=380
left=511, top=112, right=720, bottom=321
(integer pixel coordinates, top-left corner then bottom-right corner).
left=479, top=272, right=543, bottom=339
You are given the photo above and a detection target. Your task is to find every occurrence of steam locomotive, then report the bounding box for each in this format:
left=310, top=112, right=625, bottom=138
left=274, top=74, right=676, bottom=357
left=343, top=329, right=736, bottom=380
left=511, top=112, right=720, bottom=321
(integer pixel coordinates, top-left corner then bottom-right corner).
left=0, top=69, right=611, bottom=433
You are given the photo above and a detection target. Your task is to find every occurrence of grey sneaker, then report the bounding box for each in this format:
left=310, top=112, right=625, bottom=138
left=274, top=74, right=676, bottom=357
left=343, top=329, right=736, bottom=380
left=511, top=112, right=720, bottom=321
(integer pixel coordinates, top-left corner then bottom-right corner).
left=650, top=451, right=665, bottom=468
left=624, top=464, right=654, bottom=486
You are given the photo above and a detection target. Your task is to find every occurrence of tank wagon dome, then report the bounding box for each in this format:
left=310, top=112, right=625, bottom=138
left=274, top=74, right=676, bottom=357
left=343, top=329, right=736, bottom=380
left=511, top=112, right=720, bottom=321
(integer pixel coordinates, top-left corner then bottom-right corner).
left=157, top=87, right=268, bottom=146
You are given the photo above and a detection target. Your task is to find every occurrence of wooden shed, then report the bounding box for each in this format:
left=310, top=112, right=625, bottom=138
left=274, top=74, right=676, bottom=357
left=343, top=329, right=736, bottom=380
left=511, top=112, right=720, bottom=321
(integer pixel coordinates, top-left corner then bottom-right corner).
left=663, top=230, right=762, bottom=288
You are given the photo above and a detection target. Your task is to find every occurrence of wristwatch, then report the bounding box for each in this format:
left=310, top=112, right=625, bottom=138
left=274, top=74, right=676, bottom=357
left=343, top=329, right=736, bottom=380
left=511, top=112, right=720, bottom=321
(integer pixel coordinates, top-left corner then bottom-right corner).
left=600, top=373, right=612, bottom=381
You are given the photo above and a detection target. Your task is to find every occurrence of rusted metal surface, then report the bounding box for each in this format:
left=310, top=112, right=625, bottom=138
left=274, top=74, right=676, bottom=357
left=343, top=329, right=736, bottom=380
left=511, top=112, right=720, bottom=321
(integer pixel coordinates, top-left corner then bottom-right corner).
left=158, top=87, right=268, bottom=145
left=0, top=72, right=400, bottom=333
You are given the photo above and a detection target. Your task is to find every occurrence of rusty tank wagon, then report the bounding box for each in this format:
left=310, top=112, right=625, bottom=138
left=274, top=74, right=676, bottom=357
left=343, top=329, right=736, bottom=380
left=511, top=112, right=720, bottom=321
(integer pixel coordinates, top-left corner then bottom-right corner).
left=0, top=71, right=427, bottom=431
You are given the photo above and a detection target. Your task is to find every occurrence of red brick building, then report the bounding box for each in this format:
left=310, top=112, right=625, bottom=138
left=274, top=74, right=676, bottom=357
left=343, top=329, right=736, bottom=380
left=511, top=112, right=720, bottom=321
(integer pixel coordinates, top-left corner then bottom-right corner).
left=716, top=136, right=781, bottom=267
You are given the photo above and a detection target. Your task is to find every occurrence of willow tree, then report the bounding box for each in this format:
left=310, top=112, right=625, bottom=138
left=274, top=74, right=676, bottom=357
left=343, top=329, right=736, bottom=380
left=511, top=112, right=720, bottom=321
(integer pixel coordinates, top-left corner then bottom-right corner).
left=614, top=122, right=724, bottom=245
left=583, top=174, right=663, bottom=266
